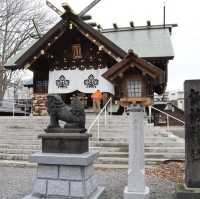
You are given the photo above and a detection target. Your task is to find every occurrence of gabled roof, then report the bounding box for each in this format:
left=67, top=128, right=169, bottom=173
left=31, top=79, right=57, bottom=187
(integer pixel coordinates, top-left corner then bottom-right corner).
left=68, top=13, right=126, bottom=59
left=103, top=50, right=164, bottom=82
left=5, top=4, right=176, bottom=71
left=5, top=21, right=66, bottom=70
left=5, top=11, right=126, bottom=70
left=102, top=24, right=176, bottom=59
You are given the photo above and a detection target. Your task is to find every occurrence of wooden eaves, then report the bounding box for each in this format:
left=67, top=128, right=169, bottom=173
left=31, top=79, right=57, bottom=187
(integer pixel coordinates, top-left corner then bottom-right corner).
left=103, top=49, right=165, bottom=83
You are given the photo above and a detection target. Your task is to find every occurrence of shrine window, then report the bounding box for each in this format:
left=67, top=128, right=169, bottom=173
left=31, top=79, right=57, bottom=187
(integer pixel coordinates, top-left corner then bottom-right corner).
left=72, top=44, right=82, bottom=59
left=34, top=80, right=48, bottom=93
left=127, top=80, right=142, bottom=97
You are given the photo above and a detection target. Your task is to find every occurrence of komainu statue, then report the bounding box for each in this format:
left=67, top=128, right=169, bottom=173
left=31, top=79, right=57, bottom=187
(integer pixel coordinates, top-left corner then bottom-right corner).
left=46, top=94, right=85, bottom=130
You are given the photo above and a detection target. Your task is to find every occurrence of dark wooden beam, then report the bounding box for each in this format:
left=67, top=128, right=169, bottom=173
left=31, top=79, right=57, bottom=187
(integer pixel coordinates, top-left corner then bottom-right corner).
left=80, top=15, right=92, bottom=21
left=79, top=0, right=102, bottom=16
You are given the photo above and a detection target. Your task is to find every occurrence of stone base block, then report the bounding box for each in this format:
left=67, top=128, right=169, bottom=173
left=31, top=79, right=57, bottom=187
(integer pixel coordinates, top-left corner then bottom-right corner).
left=31, top=152, right=98, bottom=166
left=23, top=187, right=105, bottom=199
left=124, top=186, right=150, bottom=199
left=176, top=184, right=200, bottom=199
left=22, top=152, right=104, bottom=199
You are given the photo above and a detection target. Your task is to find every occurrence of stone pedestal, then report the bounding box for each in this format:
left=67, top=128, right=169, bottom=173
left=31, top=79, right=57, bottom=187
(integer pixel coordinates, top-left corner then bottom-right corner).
left=176, top=80, right=200, bottom=198
left=23, top=126, right=104, bottom=199
left=23, top=152, right=104, bottom=199
left=124, top=104, right=149, bottom=199
left=39, top=131, right=89, bottom=154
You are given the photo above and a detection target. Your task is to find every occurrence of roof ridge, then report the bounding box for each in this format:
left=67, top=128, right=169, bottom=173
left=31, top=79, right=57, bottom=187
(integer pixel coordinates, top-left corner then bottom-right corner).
left=101, top=24, right=178, bottom=33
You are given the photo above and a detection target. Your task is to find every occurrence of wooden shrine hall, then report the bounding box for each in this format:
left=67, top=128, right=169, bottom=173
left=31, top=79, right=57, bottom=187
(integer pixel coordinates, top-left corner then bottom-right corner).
left=5, top=3, right=177, bottom=116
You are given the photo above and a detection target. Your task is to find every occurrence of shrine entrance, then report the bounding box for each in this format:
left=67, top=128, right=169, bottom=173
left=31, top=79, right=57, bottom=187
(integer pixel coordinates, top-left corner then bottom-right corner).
left=60, top=91, right=92, bottom=108
left=60, top=91, right=111, bottom=109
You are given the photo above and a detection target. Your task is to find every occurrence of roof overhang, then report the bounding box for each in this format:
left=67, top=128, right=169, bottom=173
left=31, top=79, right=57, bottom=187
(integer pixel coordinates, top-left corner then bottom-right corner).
left=5, top=8, right=126, bottom=71
left=103, top=50, right=164, bottom=83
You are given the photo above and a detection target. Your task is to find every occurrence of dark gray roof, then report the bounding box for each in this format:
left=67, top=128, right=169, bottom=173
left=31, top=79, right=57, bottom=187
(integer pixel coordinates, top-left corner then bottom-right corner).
left=102, top=28, right=174, bottom=59
left=5, top=24, right=176, bottom=69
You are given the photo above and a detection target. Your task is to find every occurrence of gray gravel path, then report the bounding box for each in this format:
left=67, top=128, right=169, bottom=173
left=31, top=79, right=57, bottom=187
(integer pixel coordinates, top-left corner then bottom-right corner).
left=0, top=166, right=176, bottom=199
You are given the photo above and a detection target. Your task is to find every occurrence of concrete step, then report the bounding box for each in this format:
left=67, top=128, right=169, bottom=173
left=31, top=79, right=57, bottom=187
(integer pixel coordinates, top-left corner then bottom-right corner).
left=0, top=116, right=185, bottom=167
left=0, top=153, right=29, bottom=161
left=0, top=136, right=177, bottom=145
left=0, top=140, right=40, bottom=145
left=144, top=147, right=185, bottom=153
left=90, top=141, right=184, bottom=148
left=96, top=157, right=185, bottom=165
left=98, top=151, right=185, bottom=159
left=90, top=136, right=178, bottom=142
left=0, top=131, right=170, bottom=139
left=0, top=146, right=185, bottom=155
left=0, top=148, right=39, bottom=154
left=0, top=152, right=185, bottom=163
left=0, top=144, right=41, bottom=149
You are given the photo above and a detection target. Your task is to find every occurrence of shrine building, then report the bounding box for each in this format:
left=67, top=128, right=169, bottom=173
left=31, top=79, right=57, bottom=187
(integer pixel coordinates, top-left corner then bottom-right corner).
left=5, top=4, right=177, bottom=116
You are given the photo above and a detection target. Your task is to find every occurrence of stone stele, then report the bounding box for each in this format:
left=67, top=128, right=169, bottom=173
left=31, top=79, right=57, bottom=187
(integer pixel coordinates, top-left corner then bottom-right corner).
left=176, top=80, right=200, bottom=199
left=124, top=104, right=149, bottom=199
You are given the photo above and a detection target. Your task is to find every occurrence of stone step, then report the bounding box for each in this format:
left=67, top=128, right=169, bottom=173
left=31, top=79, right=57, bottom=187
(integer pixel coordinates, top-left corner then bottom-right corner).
left=144, top=147, right=185, bottom=153
left=0, top=146, right=185, bottom=155
left=0, top=160, right=37, bottom=168
left=0, top=148, right=39, bottom=154
left=96, top=157, right=185, bottom=165
left=0, top=151, right=185, bottom=163
left=90, top=136, right=178, bottom=142
left=0, top=159, right=184, bottom=169
left=0, top=130, right=173, bottom=138
left=91, top=146, right=185, bottom=153
left=0, top=144, right=41, bottom=149
left=0, top=139, right=183, bottom=149
left=0, top=153, right=30, bottom=161
left=0, top=116, right=184, bottom=167
left=98, top=151, right=185, bottom=159
left=90, top=141, right=184, bottom=148
left=0, top=135, right=176, bottom=144
left=0, top=140, right=40, bottom=145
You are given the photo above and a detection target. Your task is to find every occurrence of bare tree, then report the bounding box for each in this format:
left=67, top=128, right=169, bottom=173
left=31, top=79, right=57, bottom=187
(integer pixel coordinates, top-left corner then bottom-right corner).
left=0, top=0, right=57, bottom=102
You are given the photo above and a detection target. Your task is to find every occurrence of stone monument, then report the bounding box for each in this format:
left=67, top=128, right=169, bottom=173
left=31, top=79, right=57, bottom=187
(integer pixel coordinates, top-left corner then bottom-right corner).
left=23, top=94, right=104, bottom=199
left=124, top=104, right=149, bottom=199
left=176, top=80, right=200, bottom=198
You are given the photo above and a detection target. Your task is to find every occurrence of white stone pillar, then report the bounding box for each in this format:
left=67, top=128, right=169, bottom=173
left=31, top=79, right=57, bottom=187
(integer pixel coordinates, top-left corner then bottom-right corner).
left=124, top=104, right=150, bottom=199
left=148, top=105, right=152, bottom=123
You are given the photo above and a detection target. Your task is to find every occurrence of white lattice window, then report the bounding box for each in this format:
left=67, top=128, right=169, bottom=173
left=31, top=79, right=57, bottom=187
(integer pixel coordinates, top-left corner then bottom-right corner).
left=127, top=80, right=142, bottom=97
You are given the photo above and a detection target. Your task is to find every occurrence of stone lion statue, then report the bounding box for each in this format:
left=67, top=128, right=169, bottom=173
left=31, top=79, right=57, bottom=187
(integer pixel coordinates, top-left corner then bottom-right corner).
left=46, top=94, right=85, bottom=130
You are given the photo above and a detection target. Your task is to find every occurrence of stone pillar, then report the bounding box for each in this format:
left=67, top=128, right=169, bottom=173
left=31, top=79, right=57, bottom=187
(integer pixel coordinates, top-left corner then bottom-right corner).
left=176, top=80, right=200, bottom=198
left=124, top=104, right=149, bottom=199
left=148, top=106, right=152, bottom=123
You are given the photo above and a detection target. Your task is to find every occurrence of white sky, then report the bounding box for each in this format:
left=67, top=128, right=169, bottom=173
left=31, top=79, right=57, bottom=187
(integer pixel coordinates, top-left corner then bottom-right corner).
left=31, top=0, right=200, bottom=91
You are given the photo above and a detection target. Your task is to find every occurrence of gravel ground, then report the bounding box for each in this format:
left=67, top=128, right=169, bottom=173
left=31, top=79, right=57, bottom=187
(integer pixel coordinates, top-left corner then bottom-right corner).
left=0, top=166, right=178, bottom=199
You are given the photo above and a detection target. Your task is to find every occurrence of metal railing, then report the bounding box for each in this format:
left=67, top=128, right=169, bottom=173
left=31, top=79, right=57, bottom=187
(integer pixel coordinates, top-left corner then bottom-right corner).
left=87, top=97, right=112, bottom=140
left=151, top=106, right=185, bottom=131
left=0, top=99, right=31, bottom=116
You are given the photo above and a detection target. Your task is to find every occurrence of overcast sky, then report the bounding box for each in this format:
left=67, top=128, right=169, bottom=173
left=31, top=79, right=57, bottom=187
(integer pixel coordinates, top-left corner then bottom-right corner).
left=44, top=0, right=200, bottom=91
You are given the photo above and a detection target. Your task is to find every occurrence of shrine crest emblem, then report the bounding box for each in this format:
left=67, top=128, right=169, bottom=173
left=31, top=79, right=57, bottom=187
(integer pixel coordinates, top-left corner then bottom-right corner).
left=56, top=75, right=70, bottom=88
left=84, top=74, right=99, bottom=88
